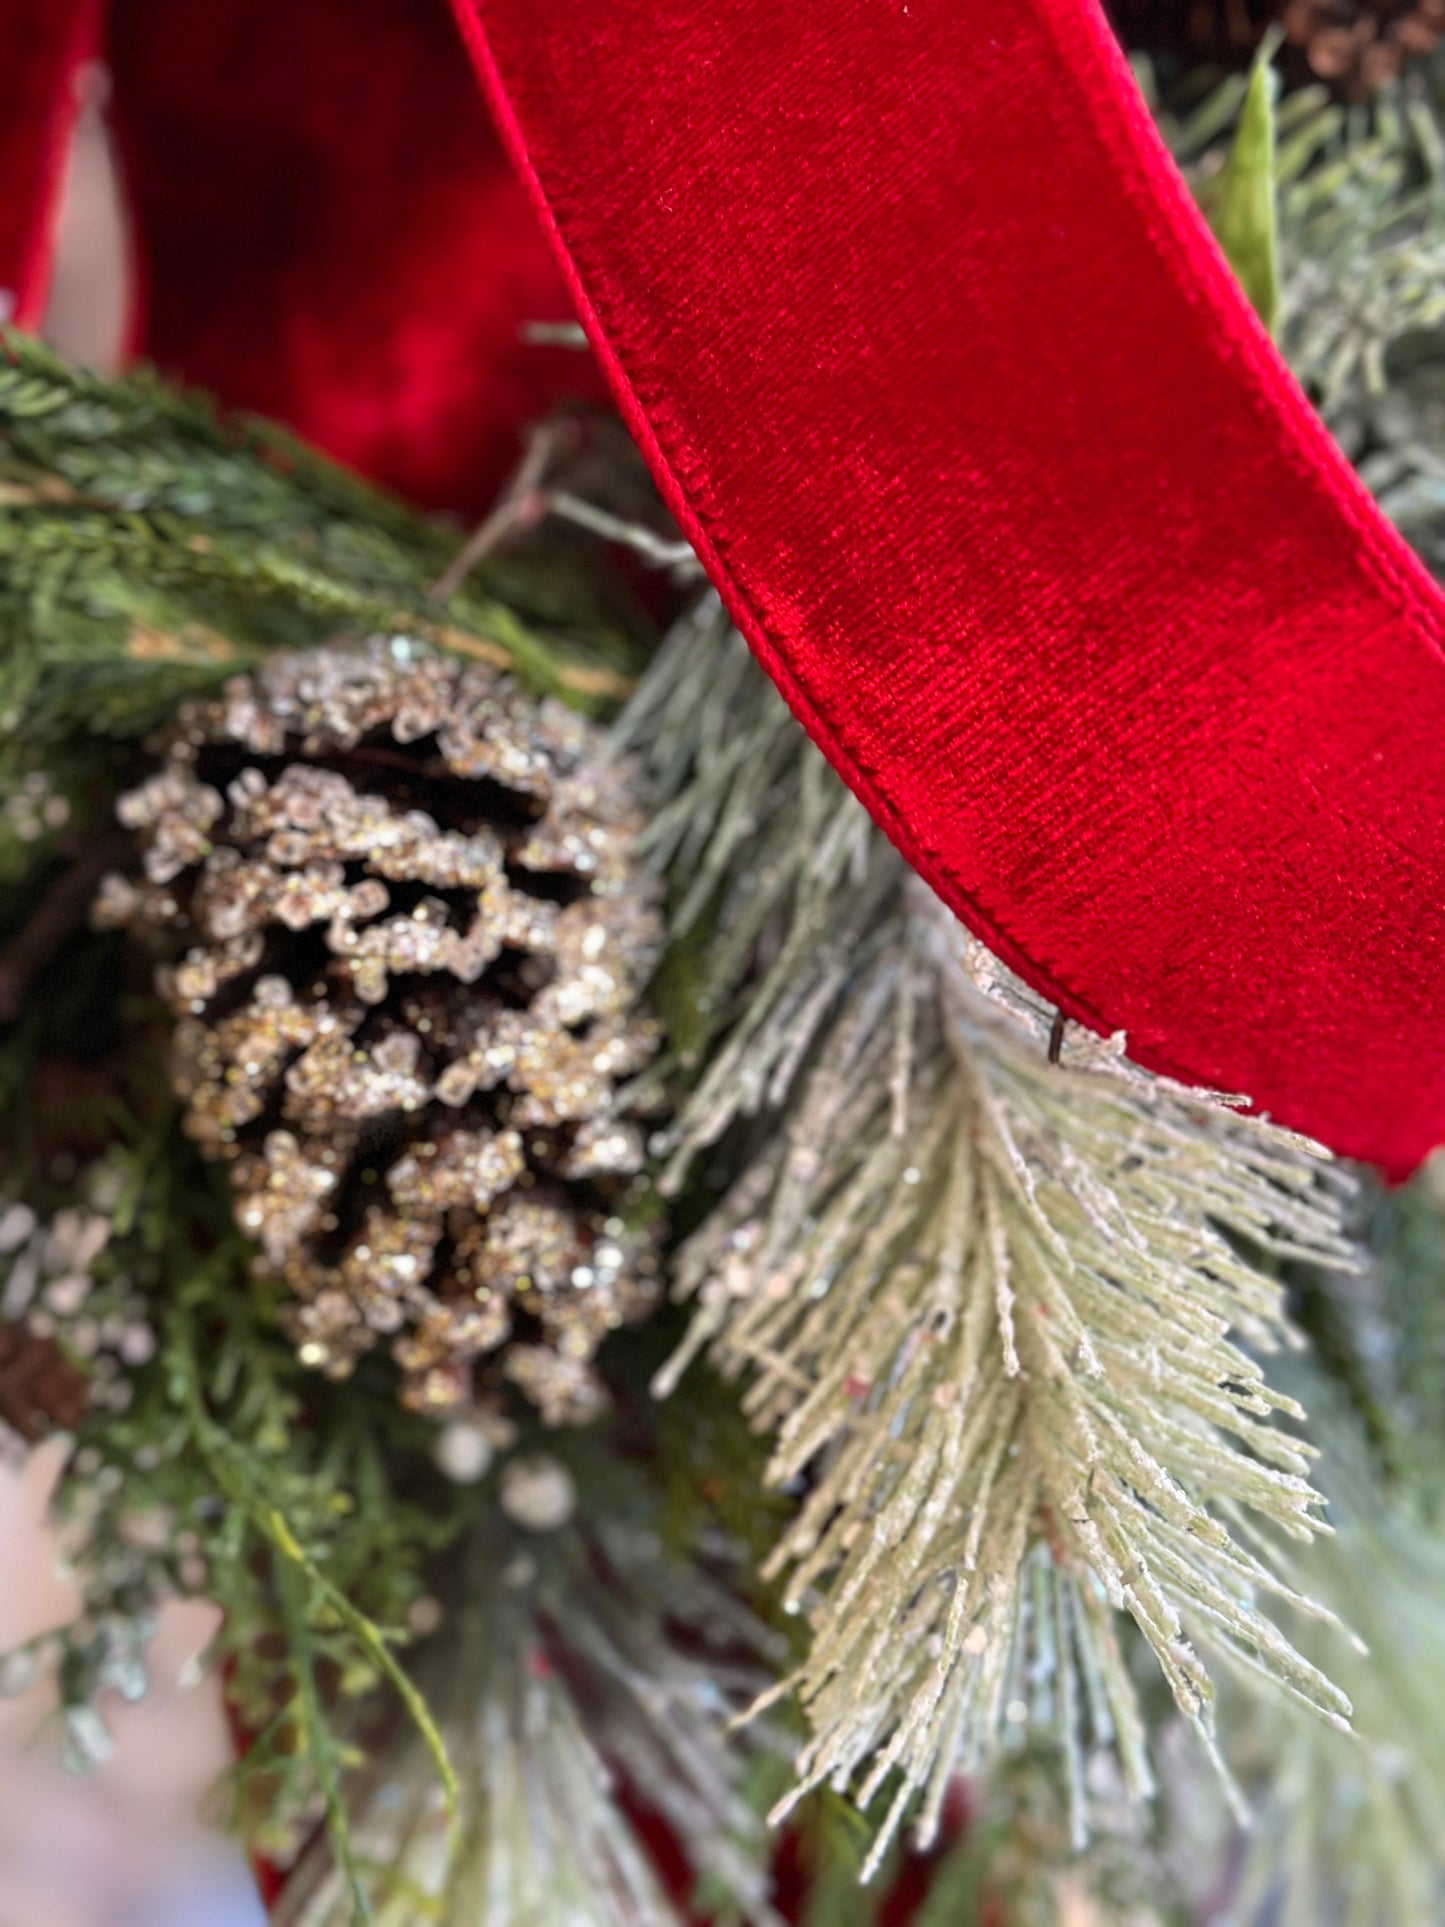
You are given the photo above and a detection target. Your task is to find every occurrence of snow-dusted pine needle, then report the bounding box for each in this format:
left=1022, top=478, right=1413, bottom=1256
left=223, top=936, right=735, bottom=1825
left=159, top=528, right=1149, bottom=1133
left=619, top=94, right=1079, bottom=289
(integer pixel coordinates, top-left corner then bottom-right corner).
left=620, top=616, right=1358, bottom=1873
left=1199, top=1380, right=1445, bottom=1927
left=276, top=1497, right=783, bottom=1927
left=612, top=596, right=892, bottom=1157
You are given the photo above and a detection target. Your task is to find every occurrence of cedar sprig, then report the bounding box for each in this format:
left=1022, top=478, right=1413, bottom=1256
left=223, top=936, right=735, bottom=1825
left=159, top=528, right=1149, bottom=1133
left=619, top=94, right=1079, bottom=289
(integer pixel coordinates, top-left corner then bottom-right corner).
left=30, top=1117, right=471, bottom=1884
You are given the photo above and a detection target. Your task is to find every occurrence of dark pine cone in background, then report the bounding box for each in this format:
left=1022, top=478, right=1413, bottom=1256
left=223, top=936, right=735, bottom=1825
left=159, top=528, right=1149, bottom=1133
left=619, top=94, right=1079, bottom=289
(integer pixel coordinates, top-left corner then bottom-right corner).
left=1108, top=0, right=1445, bottom=98
left=98, top=640, right=664, bottom=1425
left=0, top=1319, right=90, bottom=1443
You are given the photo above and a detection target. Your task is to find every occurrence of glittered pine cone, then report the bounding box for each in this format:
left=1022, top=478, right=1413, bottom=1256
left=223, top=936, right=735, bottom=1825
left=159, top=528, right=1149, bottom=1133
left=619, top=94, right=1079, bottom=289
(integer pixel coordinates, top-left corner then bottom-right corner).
left=98, top=639, right=664, bottom=1425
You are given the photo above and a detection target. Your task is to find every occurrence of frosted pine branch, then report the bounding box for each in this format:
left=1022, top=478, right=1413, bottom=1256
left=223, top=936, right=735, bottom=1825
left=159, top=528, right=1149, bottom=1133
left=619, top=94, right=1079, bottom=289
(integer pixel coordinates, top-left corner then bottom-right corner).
left=1221, top=1392, right=1445, bottom=1927
left=276, top=1489, right=782, bottom=1927
left=622, top=616, right=1359, bottom=1870
left=659, top=887, right=1353, bottom=1869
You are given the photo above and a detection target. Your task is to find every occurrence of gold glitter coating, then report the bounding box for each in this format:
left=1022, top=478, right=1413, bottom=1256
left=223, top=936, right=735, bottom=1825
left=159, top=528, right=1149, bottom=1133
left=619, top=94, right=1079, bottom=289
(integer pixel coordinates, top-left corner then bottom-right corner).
left=100, top=639, right=664, bottom=1422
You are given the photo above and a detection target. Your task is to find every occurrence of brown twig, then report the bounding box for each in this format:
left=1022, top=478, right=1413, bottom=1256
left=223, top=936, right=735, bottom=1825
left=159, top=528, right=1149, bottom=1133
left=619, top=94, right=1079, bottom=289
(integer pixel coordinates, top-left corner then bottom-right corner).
left=0, top=1320, right=90, bottom=1440
left=427, top=423, right=562, bottom=606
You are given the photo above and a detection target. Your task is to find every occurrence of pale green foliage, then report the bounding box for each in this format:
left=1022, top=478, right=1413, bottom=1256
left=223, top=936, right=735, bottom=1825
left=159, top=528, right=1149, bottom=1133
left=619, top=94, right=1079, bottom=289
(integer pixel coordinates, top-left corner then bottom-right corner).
left=1192, top=1165, right=1445, bottom=1924
left=1271, top=86, right=1445, bottom=413
left=614, top=597, right=893, bottom=1143
left=680, top=899, right=1349, bottom=1871
left=1208, top=45, right=1281, bottom=332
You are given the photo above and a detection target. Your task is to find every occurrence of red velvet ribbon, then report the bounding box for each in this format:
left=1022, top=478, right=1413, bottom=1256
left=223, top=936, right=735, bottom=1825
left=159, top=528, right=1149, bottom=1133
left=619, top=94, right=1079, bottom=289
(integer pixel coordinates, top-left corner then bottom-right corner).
left=101, top=0, right=609, bottom=513
left=449, top=0, right=1445, bottom=1178
left=2, top=0, right=1445, bottom=1175
left=0, top=0, right=607, bottom=513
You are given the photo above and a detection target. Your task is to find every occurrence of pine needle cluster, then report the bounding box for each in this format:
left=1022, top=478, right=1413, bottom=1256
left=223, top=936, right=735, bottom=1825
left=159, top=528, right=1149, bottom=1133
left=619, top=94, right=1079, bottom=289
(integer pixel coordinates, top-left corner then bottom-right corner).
left=275, top=1459, right=782, bottom=1927
left=1221, top=1410, right=1445, bottom=1927
left=622, top=611, right=1356, bottom=1870
left=0, top=330, right=638, bottom=775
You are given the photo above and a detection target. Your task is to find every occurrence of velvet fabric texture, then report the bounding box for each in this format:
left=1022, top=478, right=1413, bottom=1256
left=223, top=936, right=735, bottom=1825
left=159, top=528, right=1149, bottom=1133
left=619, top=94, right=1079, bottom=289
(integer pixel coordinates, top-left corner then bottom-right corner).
left=455, top=0, right=1445, bottom=1177
left=102, top=0, right=606, bottom=512
left=0, top=0, right=604, bottom=512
